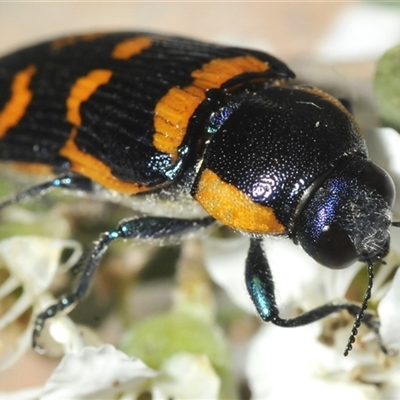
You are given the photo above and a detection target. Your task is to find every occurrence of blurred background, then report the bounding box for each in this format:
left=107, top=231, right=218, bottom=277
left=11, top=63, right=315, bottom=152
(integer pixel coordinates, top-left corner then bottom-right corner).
left=1, top=1, right=400, bottom=396
left=1, top=2, right=399, bottom=63
left=1, top=1, right=400, bottom=126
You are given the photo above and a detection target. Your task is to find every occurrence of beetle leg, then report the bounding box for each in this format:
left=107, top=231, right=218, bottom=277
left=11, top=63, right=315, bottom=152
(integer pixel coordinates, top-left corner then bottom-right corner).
left=245, top=238, right=279, bottom=322
left=0, top=174, right=93, bottom=210
left=245, top=238, right=390, bottom=355
left=32, top=216, right=215, bottom=352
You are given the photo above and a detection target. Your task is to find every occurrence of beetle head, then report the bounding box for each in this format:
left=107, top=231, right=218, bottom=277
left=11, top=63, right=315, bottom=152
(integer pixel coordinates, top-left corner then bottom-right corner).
left=294, top=155, right=395, bottom=269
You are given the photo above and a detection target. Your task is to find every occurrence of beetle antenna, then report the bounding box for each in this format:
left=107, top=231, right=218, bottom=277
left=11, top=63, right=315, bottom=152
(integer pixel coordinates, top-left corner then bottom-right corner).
left=343, top=260, right=374, bottom=356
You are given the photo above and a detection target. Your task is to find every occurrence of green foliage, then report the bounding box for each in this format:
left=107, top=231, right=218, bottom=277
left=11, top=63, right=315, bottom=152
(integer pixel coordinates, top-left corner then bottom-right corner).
left=375, top=44, right=400, bottom=131
left=120, top=310, right=237, bottom=399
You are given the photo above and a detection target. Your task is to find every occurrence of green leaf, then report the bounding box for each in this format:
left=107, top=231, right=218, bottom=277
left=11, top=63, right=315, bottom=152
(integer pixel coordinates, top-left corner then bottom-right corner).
left=375, top=44, right=400, bottom=131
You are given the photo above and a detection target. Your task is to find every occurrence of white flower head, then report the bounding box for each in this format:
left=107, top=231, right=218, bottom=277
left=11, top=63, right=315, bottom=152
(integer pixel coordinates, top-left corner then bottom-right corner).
left=0, top=236, right=86, bottom=369
left=1, top=345, right=220, bottom=400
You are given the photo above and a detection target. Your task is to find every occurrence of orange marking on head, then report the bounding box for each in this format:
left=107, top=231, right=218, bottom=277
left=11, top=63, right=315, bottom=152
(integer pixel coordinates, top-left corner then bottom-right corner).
left=51, top=33, right=107, bottom=49
left=0, top=65, right=36, bottom=138
left=66, top=69, right=113, bottom=126
left=153, top=56, right=269, bottom=160
left=194, top=168, right=285, bottom=234
left=112, top=36, right=152, bottom=59
left=60, top=128, right=149, bottom=194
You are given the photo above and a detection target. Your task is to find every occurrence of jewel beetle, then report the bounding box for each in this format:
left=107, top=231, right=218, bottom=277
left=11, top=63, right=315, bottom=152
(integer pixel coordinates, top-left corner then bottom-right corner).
left=0, top=32, right=396, bottom=356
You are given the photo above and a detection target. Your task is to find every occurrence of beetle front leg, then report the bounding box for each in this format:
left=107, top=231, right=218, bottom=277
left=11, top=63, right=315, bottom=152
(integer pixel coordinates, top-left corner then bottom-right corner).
left=245, top=238, right=389, bottom=355
left=33, top=215, right=215, bottom=351
left=245, top=238, right=279, bottom=322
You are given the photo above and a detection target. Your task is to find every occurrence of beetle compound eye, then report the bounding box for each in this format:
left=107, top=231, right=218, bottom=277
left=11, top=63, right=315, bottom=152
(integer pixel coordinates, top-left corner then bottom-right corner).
left=295, top=201, right=360, bottom=270
left=360, top=162, right=395, bottom=209
left=313, top=223, right=358, bottom=269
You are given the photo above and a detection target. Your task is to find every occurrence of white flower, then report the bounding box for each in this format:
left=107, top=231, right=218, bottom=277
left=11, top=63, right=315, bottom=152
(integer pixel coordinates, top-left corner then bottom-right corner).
left=0, top=345, right=220, bottom=400
left=378, top=269, right=400, bottom=351
left=0, top=236, right=89, bottom=369
left=0, top=235, right=222, bottom=399
left=246, top=269, right=400, bottom=400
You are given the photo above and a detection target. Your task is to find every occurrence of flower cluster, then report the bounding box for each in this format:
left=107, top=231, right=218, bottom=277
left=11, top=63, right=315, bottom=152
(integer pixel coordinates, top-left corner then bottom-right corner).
left=1, top=126, right=400, bottom=400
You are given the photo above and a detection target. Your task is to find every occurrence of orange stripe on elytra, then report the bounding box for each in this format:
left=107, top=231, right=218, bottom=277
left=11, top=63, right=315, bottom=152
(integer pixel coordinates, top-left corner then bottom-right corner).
left=62, top=69, right=148, bottom=193
left=194, top=168, right=285, bottom=234
left=60, top=127, right=149, bottom=194
left=153, top=56, right=269, bottom=160
left=0, top=65, right=36, bottom=138
left=66, top=69, right=113, bottom=126
left=112, top=36, right=152, bottom=59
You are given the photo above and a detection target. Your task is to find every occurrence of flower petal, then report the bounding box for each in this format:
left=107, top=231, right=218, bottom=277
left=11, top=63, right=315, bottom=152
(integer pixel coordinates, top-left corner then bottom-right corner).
left=363, top=127, right=400, bottom=216
left=378, top=268, right=400, bottom=350
left=40, top=345, right=158, bottom=400
left=0, top=236, right=81, bottom=294
left=0, top=237, right=84, bottom=368
left=201, top=236, right=254, bottom=313
left=0, top=386, right=43, bottom=400
left=155, top=353, right=220, bottom=400
left=246, top=324, right=379, bottom=400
